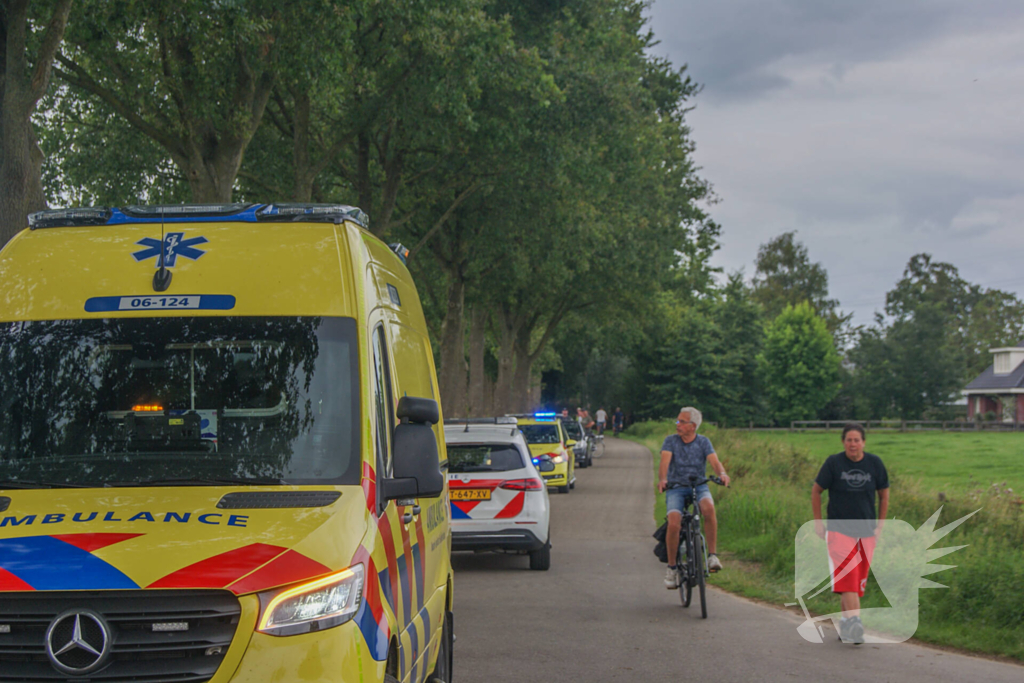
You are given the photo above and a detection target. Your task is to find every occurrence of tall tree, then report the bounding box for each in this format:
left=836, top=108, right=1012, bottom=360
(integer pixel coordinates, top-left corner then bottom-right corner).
left=715, top=273, right=765, bottom=424
left=751, top=231, right=850, bottom=338
left=55, top=0, right=281, bottom=202
left=0, top=0, right=72, bottom=245
left=848, top=253, right=1024, bottom=419
left=757, top=302, right=840, bottom=424
left=884, top=253, right=1024, bottom=380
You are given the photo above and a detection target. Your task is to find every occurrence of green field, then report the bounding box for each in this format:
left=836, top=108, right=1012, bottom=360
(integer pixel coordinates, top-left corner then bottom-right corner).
left=623, top=422, right=1024, bottom=661
left=745, top=430, right=1024, bottom=495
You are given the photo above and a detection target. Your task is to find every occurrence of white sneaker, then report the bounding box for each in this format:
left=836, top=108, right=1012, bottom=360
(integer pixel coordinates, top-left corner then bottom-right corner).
left=664, top=566, right=680, bottom=589
left=707, top=554, right=723, bottom=571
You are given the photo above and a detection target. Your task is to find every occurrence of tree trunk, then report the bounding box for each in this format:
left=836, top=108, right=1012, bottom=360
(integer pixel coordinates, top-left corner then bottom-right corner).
left=492, top=312, right=518, bottom=416
left=483, top=374, right=495, bottom=416
left=467, top=306, right=487, bottom=416
left=512, top=325, right=534, bottom=413
left=0, top=0, right=71, bottom=247
left=0, top=90, right=33, bottom=246
left=437, top=278, right=468, bottom=418
left=172, top=135, right=247, bottom=203
left=356, top=132, right=372, bottom=218
left=291, top=89, right=313, bottom=202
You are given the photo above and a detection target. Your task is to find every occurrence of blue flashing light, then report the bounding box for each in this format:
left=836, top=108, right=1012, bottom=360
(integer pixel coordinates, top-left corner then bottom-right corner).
left=28, top=203, right=369, bottom=229
left=534, top=412, right=556, bottom=418
left=107, top=204, right=260, bottom=224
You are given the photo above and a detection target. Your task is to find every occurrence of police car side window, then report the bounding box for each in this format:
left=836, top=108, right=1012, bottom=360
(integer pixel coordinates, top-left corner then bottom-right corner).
left=371, top=326, right=395, bottom=481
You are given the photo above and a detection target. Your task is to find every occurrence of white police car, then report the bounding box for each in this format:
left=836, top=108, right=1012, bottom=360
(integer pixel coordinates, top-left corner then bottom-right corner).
left=444, top=418, right=553, bottom=570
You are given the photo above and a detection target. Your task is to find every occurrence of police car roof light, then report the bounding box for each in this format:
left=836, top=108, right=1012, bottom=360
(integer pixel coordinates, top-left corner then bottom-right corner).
left=534, top=412, right=556, bottom=418
left=28, top=207, right=112, bottom=229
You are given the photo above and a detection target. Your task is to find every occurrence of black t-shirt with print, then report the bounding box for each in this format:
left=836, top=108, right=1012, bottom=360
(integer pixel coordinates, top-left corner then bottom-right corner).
left=815, top=452, right=889, bottom=537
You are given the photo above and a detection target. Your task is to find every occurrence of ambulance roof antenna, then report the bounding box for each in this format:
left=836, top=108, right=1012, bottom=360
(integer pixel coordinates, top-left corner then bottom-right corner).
left=152, top=206, right=172, bottom=292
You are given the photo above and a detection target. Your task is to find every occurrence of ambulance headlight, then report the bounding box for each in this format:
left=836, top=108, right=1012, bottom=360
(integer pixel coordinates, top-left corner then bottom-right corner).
left=257, top=564, right=364, bottom=636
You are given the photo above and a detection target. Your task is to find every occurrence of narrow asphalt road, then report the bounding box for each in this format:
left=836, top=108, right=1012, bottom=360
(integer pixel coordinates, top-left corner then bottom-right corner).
left=450, top=436, right=1022, bottom=682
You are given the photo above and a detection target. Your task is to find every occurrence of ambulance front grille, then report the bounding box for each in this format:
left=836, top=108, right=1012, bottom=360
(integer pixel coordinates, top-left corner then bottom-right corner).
left=0, top=590, right=241, bottom=683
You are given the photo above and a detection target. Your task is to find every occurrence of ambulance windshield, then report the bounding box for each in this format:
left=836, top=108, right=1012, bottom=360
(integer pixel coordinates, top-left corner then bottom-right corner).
left=0, top=316, right=360, bottom=487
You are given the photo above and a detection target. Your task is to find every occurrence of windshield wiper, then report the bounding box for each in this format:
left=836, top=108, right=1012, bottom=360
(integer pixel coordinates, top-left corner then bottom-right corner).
left=0, top=480, right=91, bottom=489
left=104, top=477, right=286, bottom=488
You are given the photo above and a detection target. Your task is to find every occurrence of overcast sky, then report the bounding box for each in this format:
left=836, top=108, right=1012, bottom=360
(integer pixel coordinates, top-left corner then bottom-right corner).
left=646, top=0, right=1024, bottom=326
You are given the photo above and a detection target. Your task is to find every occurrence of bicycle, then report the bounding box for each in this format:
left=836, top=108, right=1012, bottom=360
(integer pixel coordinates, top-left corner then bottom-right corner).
left=588, top=433, right=605, bottom=459
left=666, top=474, right=724, bottom=618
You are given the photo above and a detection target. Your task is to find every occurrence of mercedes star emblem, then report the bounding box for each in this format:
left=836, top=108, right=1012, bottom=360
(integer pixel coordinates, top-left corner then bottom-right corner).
left=45, top=609, right=111, bottom=675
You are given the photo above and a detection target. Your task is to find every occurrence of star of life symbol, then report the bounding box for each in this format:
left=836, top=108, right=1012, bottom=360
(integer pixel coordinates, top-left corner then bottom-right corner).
left=789, top=506, right=979, bottom=644
left=132, top=232, right=209, bottom=267
left=45, top=610, right=111, bottom=674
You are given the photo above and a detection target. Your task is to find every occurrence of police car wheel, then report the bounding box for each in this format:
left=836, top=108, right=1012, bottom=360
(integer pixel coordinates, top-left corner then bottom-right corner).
left=385, top=675, right=400, bottom=683
left=529, top=543, right=551, bottom=571
left=557, top=484, right=569, bottom=494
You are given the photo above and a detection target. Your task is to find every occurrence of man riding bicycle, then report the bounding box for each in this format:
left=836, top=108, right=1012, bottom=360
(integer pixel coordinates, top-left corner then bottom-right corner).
left=658, top=406, right=730, bottom=588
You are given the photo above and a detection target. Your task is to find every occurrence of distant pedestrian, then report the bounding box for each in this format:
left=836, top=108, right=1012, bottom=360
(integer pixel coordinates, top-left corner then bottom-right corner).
left=577, top=406, right=594, bottom=431
left=595, top=407, right=607, bottom=434
left=811, top=422, right=890, bottom=644
left=613, top=407, right=624, bottom=435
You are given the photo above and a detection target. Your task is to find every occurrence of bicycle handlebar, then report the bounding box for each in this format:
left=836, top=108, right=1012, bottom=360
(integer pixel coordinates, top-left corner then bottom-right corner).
left=665, top=475, right=726, bottom=489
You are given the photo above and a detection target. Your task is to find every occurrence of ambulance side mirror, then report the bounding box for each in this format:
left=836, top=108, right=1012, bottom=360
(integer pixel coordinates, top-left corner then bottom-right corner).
left=381, top=397, right=444, bottom=500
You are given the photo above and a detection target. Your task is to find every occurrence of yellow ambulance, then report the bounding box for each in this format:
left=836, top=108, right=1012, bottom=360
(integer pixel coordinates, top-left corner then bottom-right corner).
left=0, top=204, right=452, bottom=683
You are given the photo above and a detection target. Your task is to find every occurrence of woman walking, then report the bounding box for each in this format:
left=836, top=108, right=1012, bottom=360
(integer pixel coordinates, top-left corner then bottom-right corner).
left=811, top=423, right=889, bottom=644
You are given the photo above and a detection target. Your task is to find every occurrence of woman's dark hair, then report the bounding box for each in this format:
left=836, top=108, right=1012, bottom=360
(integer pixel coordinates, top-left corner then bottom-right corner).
left=841, top=422, right=866, bottom=442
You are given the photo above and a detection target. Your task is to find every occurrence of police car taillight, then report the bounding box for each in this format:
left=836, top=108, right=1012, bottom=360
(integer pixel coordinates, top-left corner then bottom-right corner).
left=499, top=478, right=544, bottom=491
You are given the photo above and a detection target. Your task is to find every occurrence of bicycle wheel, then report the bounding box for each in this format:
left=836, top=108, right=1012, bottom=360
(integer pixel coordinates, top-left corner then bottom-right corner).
left=591, top=437, right=606, bottom=459
left=679, top=531, right=692, bottom=608
left=695, top=528, right=707, bottom=619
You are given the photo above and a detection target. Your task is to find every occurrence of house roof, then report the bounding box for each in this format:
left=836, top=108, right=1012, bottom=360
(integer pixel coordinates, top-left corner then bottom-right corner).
left=964, top=361, right=1024, bottom=392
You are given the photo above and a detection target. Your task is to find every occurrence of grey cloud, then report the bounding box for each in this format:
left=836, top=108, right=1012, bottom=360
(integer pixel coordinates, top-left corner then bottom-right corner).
left=649, top=0, right=1024, bottom=101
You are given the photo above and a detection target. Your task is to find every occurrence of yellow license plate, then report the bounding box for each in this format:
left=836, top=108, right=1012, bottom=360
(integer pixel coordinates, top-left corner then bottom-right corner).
left=451, top=488, right=491, bottom=501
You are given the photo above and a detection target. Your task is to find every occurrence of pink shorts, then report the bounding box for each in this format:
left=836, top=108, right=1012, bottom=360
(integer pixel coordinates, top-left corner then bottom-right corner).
left=826, top=531, right=876, bottom=596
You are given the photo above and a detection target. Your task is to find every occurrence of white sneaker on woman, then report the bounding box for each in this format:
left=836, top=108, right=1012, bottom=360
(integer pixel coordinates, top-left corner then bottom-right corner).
left=708, top=554, right=723, bottom=571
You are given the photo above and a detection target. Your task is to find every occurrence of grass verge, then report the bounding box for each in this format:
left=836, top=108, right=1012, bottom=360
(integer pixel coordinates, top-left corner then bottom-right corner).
left=622, top=421, right=1024, bottom=661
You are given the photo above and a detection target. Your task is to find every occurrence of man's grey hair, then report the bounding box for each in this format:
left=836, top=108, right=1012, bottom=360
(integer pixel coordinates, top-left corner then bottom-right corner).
left=678, top=406, right=702, bottom=429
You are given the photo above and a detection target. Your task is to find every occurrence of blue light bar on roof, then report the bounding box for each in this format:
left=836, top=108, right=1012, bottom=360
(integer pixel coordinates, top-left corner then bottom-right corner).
left=27, top=203, right=370, bottom=229
left=534, top=412, right=556, bottom=418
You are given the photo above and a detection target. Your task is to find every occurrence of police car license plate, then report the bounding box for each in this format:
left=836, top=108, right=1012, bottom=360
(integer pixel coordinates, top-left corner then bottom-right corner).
left=451, top=489, right=490, bottom=501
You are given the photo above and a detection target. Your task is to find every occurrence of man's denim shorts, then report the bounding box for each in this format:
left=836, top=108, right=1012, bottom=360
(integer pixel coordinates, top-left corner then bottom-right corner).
left=666, top=484, right=712, bottom=513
